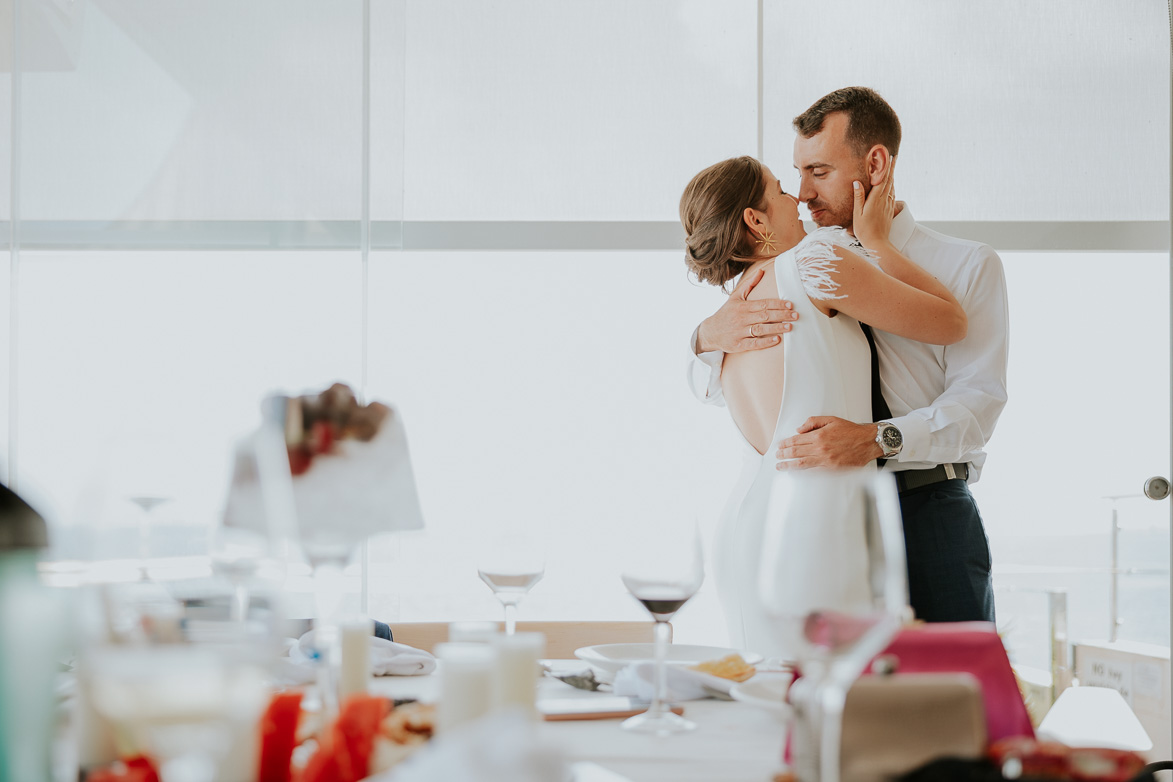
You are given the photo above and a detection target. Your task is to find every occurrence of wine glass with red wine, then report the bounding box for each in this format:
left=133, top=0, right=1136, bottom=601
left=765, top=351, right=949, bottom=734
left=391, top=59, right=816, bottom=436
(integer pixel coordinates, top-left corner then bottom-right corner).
left=757, top=467, right=908, bottom=782
left=619, top=524, right=704, bottom=735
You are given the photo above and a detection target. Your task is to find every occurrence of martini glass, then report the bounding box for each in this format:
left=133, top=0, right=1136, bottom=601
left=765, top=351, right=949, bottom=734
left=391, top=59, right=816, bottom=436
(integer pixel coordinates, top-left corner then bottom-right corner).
left=477, top=534, right=545, bottom=635
left=619, top=524, right=704, bottom=735
left=129, top=495, right=171, bottom=581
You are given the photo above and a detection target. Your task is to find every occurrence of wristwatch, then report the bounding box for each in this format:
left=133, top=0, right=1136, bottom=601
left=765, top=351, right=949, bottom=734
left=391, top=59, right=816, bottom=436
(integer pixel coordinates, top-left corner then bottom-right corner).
left=876, top=421, right=903, bottom=458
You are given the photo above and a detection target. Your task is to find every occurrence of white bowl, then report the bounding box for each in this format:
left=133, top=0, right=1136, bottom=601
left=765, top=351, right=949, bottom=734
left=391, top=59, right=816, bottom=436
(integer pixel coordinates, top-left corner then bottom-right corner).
left=573, top=643, right=762, bottom=676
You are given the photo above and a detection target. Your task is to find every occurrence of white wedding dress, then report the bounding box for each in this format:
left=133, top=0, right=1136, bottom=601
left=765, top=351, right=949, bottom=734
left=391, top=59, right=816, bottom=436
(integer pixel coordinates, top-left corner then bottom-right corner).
left=712, top=227, right=874, bottom=657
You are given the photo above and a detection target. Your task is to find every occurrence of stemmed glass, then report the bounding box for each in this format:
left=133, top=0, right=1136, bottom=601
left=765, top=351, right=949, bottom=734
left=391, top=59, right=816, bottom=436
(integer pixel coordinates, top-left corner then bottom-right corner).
left=129, top=496, right=171, bottom=581
left=208, top=521, right=269, bottom=624
left=106, top=434, right=183, bottom=582
left=757, top=467, right=908, bottom=782
left=619, top=524, right=704, bottom=735
left=477, top=532, right=545, bottom=635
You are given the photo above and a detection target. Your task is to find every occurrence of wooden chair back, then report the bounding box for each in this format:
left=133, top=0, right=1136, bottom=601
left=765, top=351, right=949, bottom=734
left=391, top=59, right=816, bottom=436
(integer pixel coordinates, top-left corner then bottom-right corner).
left=388, top=620, right=664, bottom=659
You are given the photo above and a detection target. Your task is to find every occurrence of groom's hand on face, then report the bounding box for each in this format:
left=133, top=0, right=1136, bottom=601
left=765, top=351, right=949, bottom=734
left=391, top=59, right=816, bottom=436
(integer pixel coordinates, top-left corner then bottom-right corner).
left=775, top=417, right=883, bottom=470
left=695, top=266, right=798, bottom=354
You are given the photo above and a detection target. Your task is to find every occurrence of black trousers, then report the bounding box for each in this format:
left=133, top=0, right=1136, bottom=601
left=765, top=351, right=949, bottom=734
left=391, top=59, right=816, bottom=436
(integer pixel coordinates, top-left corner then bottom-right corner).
left=898, top=478, right=995, bottom=623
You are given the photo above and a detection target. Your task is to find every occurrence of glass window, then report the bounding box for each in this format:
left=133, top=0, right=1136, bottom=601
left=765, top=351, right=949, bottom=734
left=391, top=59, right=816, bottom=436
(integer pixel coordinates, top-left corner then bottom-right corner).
left=364, top=249, right=1171, bottom=651
left=763, top=2, right=1170, bottom=222
left=983, top=252, right=1170, bottom=668
left=402, top=0, right=758, bottom=221
left=365, top=249, right=740, bottom=642
left=371, top=0, right=407, bottom=224
left=15, top=250, right=363, bottom=566
left=1, top=3, right=1168, bottom=667
left=17, top=0, right=365, bottom=221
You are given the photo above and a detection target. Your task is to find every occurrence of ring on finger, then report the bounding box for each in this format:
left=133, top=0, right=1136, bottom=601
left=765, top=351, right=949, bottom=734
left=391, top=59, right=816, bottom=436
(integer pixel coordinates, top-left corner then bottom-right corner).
left=749, top=324, right=757, bottom=338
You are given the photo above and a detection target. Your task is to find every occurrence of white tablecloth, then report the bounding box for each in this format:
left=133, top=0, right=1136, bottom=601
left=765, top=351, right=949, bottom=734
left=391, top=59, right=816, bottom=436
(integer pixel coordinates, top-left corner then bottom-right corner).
left=370, top=661, right=787, bottom=782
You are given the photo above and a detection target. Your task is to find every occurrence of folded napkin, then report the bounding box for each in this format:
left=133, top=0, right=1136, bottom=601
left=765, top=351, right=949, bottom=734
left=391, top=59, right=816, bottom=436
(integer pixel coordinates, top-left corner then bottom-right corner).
left=274, top=630, right=436, bottom=685
left=611, top=662, right=732, bottom=702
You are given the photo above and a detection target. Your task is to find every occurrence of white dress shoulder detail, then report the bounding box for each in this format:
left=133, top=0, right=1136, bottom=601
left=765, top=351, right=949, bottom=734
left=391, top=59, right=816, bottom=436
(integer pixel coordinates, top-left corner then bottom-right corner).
left=792, top=227, right=875, bottom=302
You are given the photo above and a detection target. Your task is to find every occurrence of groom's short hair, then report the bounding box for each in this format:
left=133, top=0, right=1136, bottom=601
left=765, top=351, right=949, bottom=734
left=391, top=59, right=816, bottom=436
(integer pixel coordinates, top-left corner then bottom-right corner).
left=793, top=87, right=902, bottom=158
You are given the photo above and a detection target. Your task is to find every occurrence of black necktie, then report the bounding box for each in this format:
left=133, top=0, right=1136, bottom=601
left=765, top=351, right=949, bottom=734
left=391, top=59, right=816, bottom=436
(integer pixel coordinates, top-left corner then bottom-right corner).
left=848, top=240, right=892, bottom=423
left=850, top=239, right=892, bottom=465
left=860, top=322, right=891, bottom=467
left=860, top=323, right=892, bottom=423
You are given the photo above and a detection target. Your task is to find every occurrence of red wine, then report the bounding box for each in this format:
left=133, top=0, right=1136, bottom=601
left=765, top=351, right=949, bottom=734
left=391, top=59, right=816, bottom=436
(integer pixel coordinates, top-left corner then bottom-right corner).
left=636, top=596, right=691, bottom=620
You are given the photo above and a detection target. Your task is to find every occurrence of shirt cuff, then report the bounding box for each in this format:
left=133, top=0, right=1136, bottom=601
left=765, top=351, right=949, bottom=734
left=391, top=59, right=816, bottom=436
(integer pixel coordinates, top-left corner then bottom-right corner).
left=884, top=414, right=930, bottom=463
left=687, top=328, right=726, bottom=404
left=697, top=348, right=723, bottom=371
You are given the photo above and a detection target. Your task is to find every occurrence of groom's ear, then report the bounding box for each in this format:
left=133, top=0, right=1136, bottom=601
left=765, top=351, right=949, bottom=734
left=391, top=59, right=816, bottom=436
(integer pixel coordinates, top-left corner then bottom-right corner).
left=865, top=145, right=891, bottom=186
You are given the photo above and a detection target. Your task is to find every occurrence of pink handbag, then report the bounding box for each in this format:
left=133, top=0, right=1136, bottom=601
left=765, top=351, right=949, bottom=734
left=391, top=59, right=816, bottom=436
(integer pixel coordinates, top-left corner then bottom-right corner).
left=867, top=621, right=1035, bottom=743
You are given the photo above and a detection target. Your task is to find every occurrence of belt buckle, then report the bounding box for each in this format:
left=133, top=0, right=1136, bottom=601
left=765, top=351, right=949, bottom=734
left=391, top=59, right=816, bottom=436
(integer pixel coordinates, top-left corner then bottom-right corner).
left=943, top=463, right=957, bottom=480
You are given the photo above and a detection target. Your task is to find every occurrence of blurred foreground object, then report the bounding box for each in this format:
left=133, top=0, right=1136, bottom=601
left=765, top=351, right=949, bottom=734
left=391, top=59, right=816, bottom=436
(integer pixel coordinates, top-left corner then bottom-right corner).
left=1036, top=686, right=1152, bottom=752
left=224, top=382, right=424, bottom=721
left=987, top=736, right=1150, bottom=781
left=0, top=483, right=65, bottom=782
left=224, top=382, right=424, bottom=564
left=839, top=673, right=986, bottom=782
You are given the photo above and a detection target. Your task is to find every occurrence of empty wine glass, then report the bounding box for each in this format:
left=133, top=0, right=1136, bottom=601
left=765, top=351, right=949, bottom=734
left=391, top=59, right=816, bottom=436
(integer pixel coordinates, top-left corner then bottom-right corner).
left=757, top=467, right=907, bottom=782
left=208, top=524, right=268, bottom=624
left=104, top=434, right=184, bottom=582
left=129, top=496, right=171, bottom=581
left=477, top=532, right=545, bottom=635
left=619, top=523, right=704, bottom=736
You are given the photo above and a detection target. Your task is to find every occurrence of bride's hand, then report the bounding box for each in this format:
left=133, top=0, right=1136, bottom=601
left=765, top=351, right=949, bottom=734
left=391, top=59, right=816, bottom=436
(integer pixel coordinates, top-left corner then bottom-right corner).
left=851, top=158, right=896, bottom=250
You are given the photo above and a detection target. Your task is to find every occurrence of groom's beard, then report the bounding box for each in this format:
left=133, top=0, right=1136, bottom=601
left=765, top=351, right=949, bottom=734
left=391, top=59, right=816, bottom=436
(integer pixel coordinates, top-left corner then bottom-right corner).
left=808, top=169, right=869, bottom=230
left=807, top=193, right=854, bottom=230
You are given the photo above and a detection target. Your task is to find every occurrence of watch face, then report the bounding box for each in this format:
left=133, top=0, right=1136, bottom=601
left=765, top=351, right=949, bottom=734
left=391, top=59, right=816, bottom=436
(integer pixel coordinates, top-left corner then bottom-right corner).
left=881, top=426, right=902, bottom=450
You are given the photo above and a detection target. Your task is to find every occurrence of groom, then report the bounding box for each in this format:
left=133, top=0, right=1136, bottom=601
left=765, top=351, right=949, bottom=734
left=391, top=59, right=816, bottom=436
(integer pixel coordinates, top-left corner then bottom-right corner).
left=690, top=86, right=1008, bottom=623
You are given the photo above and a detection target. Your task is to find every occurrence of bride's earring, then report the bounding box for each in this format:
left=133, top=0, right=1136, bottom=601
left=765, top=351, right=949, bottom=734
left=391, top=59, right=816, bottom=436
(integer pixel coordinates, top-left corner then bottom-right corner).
left=755, top=230, right=777, bottom=255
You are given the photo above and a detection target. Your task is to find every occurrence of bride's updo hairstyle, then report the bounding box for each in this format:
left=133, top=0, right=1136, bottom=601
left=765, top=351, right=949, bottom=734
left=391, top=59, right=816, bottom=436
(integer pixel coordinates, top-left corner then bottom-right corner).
left=680, top=155, right=767, bottom=289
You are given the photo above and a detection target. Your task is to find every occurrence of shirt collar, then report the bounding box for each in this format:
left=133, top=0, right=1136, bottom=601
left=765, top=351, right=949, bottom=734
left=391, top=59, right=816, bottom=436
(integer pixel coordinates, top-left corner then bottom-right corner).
left=889, top=204, right=916, bottom=251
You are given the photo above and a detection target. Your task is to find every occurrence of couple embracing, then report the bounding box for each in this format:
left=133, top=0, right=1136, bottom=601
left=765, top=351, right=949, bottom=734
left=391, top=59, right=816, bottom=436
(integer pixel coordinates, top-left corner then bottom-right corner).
left=681, top=87, right=1008, bottom=654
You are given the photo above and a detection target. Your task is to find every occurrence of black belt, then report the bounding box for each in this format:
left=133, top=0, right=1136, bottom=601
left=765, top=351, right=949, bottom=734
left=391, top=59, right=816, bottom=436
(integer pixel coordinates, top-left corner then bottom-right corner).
left=895, top=463, right=969, bottom=494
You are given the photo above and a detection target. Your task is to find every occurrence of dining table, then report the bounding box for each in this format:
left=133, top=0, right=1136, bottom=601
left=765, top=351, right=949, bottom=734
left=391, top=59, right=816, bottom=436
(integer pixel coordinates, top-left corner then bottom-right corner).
left=368, top=660, right=790, bottom=782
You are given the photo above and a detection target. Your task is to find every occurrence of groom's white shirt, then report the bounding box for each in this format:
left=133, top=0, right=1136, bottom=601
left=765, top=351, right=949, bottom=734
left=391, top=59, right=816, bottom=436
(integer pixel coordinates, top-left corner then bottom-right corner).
left=687, top=205, right=1009, bottom=482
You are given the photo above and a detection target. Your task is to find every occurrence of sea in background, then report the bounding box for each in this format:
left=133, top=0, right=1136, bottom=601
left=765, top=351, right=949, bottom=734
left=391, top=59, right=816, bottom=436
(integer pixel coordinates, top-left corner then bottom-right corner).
left=992, top=526, right=1170, bottom=672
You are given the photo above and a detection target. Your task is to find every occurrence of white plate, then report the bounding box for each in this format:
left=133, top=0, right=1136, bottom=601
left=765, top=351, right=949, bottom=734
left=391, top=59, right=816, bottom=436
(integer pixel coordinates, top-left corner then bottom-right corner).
left=573, top=643, right=763, bottom=676
left=729, top=673, right=794, bottom=719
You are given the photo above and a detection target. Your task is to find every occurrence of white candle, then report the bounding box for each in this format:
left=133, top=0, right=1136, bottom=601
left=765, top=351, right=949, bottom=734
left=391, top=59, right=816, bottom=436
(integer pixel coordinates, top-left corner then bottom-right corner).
left=491, top=632, right=545, bottom=718
left=435, top=642, right=494, bottom=732
left=338, top=617, right=373, bottom=702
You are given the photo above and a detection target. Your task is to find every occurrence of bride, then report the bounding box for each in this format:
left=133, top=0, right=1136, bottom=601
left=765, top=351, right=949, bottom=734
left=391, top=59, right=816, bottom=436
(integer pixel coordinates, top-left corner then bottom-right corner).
left=679, top=155, right=966, bottom=655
